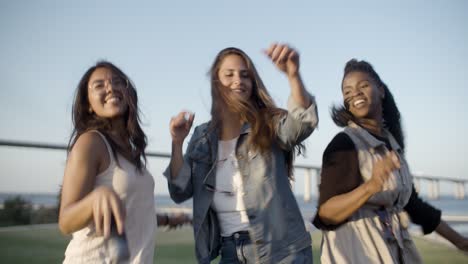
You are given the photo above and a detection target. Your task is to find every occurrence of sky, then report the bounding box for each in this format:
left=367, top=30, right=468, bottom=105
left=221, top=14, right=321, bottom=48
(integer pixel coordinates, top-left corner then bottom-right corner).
left=0, top=0, right=467, bottom=196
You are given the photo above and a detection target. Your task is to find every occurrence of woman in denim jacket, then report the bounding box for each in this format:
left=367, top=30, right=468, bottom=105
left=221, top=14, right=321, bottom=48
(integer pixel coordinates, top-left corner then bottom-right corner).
left=164, top=43, right=318, bottom=263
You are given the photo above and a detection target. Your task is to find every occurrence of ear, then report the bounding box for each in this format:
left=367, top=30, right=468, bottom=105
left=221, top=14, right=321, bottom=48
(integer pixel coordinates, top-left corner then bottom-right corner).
left=88, top=107, right=93, bottom=114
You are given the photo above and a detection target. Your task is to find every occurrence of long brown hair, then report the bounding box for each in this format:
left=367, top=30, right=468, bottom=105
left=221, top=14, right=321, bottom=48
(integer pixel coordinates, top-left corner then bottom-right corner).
left=331, top=59, right=405, bottom=151
left=68, top=61, right=147, bottom=170
left=209, top=47, right=304, bottom=179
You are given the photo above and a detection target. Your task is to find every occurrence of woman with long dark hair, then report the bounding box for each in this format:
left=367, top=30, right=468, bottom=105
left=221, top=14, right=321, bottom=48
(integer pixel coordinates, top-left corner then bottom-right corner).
left=165, top=43, right=318, bottom=263
left=313, top=59, right=468, bottom=263
left=59, top=61, right=189, bottom=263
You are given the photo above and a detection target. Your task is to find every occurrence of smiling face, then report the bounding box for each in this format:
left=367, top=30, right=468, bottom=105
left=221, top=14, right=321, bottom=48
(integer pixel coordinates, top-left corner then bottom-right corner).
left=87, top=67, right=128, bottom=119
left=217, top=54, right=253, bottom=101
left=342, top=71, right=384, bottom=120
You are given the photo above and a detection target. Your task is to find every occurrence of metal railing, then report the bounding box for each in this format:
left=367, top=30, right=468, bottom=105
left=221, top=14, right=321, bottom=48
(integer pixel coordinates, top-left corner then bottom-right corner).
left=1, top=139, right=466, bottom=200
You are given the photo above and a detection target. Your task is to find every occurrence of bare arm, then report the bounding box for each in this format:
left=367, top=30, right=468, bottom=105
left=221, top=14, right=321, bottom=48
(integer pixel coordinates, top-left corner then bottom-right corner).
left=435, top=220, right=468, bottom=252
left=404, top=186, right=467, bottom=251
left=319, top=152, right=400, bottom=225
left=169, top=142, right=185, bottom=180
left=318, top=182, right=377, bottom=224
left=264, top=43, right=311, bottom=108
left=168, top=112, right=194, bottom=179
left=58, top=132, right=124, bottom=237
left=288, top=73, right=311, bottom=108
left=264, top=43, right=318, bottom=151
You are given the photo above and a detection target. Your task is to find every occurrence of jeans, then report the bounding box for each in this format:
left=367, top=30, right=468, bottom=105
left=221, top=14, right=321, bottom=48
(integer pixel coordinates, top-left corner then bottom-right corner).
left=219, top=231, right=312, bottom=264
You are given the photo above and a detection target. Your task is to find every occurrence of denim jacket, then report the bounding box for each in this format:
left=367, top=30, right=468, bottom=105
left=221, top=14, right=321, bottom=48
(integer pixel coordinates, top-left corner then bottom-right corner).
left=164, top=95, right=318, bottom=263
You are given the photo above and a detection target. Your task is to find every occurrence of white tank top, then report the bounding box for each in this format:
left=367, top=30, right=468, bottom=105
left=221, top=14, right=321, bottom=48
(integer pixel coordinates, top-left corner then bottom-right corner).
left=212, top=137, right=250, bottom=236
left=64, top=131, right=156, bottom=264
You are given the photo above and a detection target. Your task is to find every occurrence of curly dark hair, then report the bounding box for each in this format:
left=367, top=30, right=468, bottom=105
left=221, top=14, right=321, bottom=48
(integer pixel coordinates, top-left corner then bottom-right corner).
left=331, top=59, right=405, bottom=151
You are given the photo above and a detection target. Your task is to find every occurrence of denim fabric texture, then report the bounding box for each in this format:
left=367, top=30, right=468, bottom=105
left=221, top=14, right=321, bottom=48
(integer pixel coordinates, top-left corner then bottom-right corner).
left=164, top=96, right=318, bottom=263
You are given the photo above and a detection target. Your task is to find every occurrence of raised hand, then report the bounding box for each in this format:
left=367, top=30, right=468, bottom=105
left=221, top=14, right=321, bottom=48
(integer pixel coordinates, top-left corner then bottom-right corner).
left=367, top=151, right=401, bottom=194
left=170, top=111, right=195, bottom=144
left=264, top=43, right=300, bottom=78
left=91, top=186, right=125, bottom=238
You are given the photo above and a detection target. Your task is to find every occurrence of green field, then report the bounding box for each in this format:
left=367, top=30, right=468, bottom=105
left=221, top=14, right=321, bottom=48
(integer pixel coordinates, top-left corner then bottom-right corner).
left=0, top=225, right=466, bottom=263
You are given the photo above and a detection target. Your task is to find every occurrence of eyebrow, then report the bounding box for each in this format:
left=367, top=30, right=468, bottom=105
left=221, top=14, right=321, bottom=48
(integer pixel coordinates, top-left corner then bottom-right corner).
left=343, top=79, right=370, bottom=90
left=90, top=75, right=121, bottom=85
left=342, top=85, right=352, bottom=90
left=222, top=68, right=248, bottom=71
left=90, top=79, right=105, bottom=85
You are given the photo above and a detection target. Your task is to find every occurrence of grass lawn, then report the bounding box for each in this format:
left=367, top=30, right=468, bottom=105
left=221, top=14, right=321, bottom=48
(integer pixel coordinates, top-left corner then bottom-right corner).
left=0, top=225, right=466, bottom=263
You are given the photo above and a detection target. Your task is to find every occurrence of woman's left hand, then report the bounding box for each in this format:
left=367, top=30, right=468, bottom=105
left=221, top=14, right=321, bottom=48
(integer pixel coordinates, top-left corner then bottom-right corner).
left=264, top=43, right=300, bottom=78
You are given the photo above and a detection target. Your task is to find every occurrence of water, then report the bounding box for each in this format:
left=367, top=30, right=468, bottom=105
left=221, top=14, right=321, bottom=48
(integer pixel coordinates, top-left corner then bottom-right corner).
left=1, top=193, right=467, bottom=235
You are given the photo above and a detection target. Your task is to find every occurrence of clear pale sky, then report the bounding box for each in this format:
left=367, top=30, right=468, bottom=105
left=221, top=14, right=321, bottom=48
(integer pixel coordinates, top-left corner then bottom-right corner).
left=1, top=0, right=467, bottom=195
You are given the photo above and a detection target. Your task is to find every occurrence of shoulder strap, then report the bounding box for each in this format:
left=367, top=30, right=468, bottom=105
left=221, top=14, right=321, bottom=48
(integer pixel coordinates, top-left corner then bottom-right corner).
left=89, top=130, right=116, bottom=165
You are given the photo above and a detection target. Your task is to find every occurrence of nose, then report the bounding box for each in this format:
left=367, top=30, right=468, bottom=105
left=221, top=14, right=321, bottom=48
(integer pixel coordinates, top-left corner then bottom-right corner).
left=105, top=80, right=115, bottom=93
left=350, top=88, right=363, bottom=97
left=232, top=74, right=243, bottom=87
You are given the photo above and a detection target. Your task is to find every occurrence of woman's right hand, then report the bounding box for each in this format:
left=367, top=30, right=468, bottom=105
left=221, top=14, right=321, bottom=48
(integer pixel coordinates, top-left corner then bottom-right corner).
left=264, top=43, right=300, bottom=78
left=170, top=111, right=195, bottom=144
left=366, top=151, right=401, bottom=194
left=92, top=186, right=125, bottom=238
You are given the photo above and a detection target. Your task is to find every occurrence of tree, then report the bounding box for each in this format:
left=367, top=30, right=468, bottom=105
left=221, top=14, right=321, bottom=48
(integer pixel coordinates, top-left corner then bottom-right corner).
left=0, top=196, right=32, bottom=226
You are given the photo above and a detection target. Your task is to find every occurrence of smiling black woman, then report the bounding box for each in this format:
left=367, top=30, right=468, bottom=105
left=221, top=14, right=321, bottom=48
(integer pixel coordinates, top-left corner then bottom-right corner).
left=313, top=59, right=468, bottom=263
